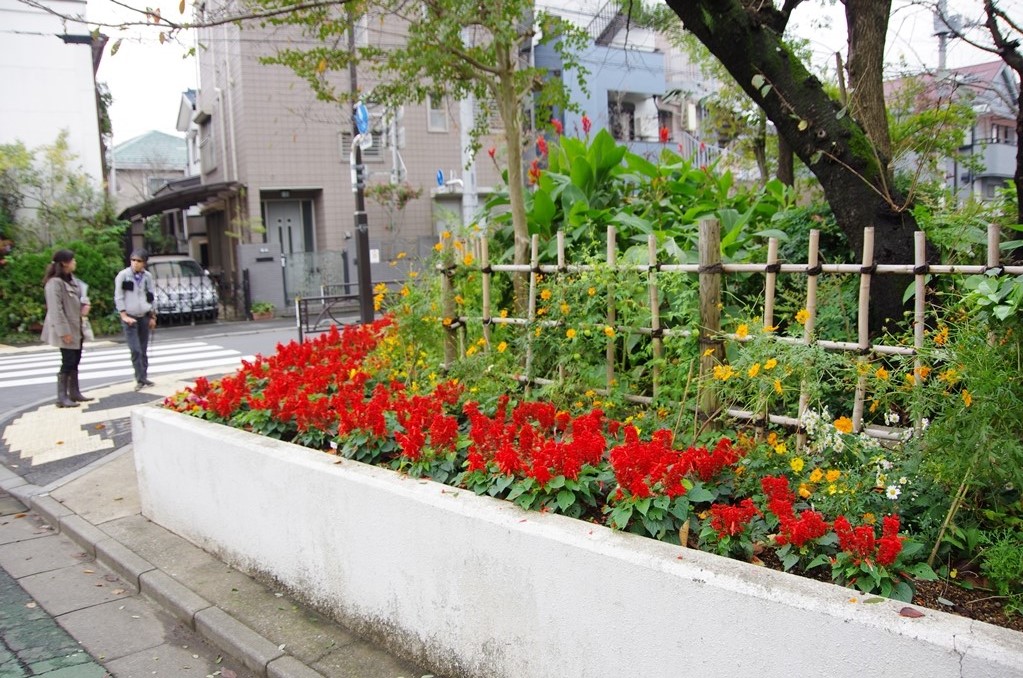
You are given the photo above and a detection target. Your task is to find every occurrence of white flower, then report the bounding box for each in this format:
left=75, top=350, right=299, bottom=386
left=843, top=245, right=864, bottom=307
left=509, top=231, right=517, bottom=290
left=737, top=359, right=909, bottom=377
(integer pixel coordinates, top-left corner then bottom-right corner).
left=899, top=476, right=908, bottom=485
left=886, top=485, right=901, bottom=500
left=884, top=411, right=900, bottom=426
left=921, top=417, right=930, bottom=430
left=879, top=458, right=894, bottom=470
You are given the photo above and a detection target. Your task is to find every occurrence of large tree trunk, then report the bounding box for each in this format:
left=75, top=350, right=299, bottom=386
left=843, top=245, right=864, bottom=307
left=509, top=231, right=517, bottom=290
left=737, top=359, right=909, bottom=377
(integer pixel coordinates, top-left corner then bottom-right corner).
left=777, top=134, right=794, bottom=186
left=846, top=0, right=893, bottom=161
left=664, top=0, right=917, bottom=332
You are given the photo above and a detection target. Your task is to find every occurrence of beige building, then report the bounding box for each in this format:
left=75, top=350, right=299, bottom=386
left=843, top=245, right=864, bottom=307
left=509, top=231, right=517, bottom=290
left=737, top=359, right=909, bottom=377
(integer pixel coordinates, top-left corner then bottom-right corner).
left=108, top=131, right=187, bottom=215
left=120, top=5, right=501, bottom=306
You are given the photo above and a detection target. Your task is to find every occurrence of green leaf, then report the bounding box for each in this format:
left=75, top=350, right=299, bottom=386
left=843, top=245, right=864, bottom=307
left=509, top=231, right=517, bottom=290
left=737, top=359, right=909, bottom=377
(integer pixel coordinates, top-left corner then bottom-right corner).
left=908, top=562, right=939, bottom=581
left=529, top=189, right=556, bottom=231
left=781, top=552, right=799, bottom=571
left=610, top=504, right=633, bottom=530
left=556, top=489, right=575, bottom=511
left=751, top=74, right=766, bottom=90
left=635, top=497, right=652, bottom=516
left=686, top=484, right=715, bottom=504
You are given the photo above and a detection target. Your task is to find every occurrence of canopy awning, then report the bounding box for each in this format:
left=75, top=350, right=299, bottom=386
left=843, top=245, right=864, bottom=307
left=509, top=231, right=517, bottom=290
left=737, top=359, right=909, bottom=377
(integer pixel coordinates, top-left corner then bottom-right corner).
left=118, top=180, right=244, bottom=221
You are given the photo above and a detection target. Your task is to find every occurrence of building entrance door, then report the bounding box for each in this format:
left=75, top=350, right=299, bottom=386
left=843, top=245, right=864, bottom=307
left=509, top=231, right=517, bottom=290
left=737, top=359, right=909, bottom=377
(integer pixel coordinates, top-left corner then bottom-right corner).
left=265, top=201, right=305, bottom=254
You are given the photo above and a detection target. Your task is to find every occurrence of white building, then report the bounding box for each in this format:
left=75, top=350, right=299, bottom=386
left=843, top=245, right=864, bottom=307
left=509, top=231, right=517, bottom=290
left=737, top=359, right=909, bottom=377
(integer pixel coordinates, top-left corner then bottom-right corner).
left=0, top=0, right=105, bottom=183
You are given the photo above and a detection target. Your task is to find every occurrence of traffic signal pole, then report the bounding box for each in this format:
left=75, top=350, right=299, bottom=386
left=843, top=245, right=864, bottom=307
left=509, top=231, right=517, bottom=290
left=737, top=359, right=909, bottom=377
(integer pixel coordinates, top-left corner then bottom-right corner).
left=348, top=24, right=374, bottom=325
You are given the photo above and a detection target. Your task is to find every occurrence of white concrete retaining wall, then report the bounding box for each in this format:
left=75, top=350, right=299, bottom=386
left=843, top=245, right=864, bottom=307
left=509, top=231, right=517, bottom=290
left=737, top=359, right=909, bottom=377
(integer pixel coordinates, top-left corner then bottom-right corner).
left=133, top=408, right=1023, bottom=678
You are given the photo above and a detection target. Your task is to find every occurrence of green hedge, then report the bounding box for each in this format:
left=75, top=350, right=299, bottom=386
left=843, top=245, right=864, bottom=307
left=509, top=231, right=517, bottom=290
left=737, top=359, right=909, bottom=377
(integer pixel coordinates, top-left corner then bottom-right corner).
left=0, top=235, right=125, bottom=343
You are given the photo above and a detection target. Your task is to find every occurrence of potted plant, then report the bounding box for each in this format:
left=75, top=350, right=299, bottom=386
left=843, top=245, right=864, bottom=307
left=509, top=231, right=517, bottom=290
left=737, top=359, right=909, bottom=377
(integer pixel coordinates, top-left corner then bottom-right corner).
left=250, top=300, right=275, bottom=320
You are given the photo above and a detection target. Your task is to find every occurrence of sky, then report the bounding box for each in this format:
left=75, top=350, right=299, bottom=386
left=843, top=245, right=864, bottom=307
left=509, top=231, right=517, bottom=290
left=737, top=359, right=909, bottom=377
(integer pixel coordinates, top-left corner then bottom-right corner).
left=87, top=0, right=998, bottom=147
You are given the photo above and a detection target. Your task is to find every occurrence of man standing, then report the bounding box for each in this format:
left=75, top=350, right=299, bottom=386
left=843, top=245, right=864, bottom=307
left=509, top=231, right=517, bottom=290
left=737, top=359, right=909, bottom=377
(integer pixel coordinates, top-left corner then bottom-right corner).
left=114, top=249, right=158, bottom=391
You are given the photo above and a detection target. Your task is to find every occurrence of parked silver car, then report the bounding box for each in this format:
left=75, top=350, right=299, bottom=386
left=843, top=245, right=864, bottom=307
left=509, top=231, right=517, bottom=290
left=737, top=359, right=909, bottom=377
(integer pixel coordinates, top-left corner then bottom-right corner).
left=147, top=254, right=219, bottom=321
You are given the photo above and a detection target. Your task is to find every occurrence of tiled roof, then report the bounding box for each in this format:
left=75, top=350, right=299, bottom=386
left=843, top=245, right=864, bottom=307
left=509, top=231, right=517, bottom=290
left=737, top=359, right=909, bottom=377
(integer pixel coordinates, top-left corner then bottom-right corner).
left=111, top=130, right=186, bottom=170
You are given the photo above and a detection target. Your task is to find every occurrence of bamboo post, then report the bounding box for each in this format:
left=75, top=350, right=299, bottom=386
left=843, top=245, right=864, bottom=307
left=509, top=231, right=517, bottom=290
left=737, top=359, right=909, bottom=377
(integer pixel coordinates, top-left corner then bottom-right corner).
left=698, top=218, right=723, bottom=422
left=606, top=226, right=617, bottom=391
left=851, top=227, right=875, bottom=432
left=648, top=234, right=663, bottom=399
left=796, top=230, right=820, bottom=451
left=523, top=234, right=540, bottom=398
left=440, top=234, right=457, bottom=370
left=987, top=223, right=1001, bottom=347
left=558, top=231, right=567, bottom=385
left=480, top=235, right=492, bottom=347
left=764, top=237, right=779, bottom=331
left=913, top=230, right=926, bottom=433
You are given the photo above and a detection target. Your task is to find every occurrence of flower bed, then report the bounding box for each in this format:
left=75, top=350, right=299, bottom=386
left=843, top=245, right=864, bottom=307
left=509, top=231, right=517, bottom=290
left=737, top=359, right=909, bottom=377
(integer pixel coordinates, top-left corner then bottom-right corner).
left=133, top=406, right=1023, bottom=677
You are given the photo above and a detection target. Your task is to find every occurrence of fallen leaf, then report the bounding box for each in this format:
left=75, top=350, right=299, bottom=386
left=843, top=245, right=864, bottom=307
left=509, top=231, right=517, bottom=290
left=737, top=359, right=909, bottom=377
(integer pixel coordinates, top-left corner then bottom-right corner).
left=14, top=513, right=26, bottom=519
left=26, top=602, right=36, bottom=609
left=56, top=441, right=64, bottom=445
left=104, top=574, right=118, bottom=582
left=221, top=670, right=237, bottom=678
left=899, top=606, right=925, bottom=618
left=937, top=597, right=955, bottom=607
left=863, top=597, right=885, bottom=604
left=94, top=423, right=106, bottom=430
left=83, top=569, right=95, bottom=574
left=112, top=588, right=126, bottom=595
left=848, top=598, right=858, bottom=603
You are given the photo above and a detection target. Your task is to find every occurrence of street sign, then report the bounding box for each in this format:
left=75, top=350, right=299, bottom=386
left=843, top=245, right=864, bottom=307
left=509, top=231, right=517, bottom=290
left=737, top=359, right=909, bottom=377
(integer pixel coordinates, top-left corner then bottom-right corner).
left=354, top=101, right=369, bottom=135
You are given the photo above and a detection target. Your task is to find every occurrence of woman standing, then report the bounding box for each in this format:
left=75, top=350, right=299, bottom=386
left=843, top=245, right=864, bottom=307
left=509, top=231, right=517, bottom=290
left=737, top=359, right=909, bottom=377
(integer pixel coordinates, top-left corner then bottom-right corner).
left=41, top=249, right=92, bottom=407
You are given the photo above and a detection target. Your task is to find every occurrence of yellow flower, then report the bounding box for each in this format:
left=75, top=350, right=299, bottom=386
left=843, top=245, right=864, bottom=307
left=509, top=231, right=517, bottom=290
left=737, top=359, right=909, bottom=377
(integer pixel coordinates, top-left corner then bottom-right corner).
left=588, top=287, right=596, bottom=296
left=826, top=469, right=841, bottom=483
left=497, top=341, right=507, bottom=353
left=409, top=271, right=419, bottom=278
left=916, top=366, right=931, bottom=381
left=827, top=483, right=838, bottom=495
left=400, top=285, right=410, bottom=297
left=809, top=468, right=824, bottom=483
left=833, top=416, right=853, bottom=434
left=604, top=325, right=615, bottom=338
left=453, top=240, right=464, bottom=252
left=939, top=368, right=959, bottom=384
left=735, top=324, right=749, bottom=340
left=463, top=253, right=475, bottom=266
left=454, top=295, right=464, bottom=305
left=774, top=443, right=787, bottom=455
left=764, top=358, right=778, bottom=370
left=795, top=308, right=810, bottom=324
left=747, top=363, right=761, bottom=378
left=585, top=390, right=596, bottom=398
left=962, top=390, right=972, bottom=407
left=465, top=345, right=478, bottom=357
left=703, top=348, right=714, bottom=357
left=477, top=337, right=487, bottom=346
left=499, top=309, right=508, bottom=318
left=396, top=251, right=407, bottom=260
left=869, top=399, right=878, bottom=413
left=540, top=289, right=552, bottom=301
left=713, top=364, right=734, bottom=381
left=790, top=457, right=805, bottom=473
left=767, top=432, right=778, bottom=446
left=559, top=303, right=570, bottom=314
left=534, top=327, right=542, bottom=337
left=374, top=282, right=388, bottom=294
left=566, top=328, right=577, bottom=339
left=433, top=242, right=444, bottom=252
left=442, top=317, right=453, bottom=327
left=537, top=307, right=547, bottom=316
left=875, top=366, right=889, bottom=381
left=798, top=483, right=812, bottom=499
left=933, top=325, right=949, bottom=346
left=441, top=230, right=452, bottom=240
left=863, top=512, right=876, bottom=525
left=773, top=379, right=783, bottom=395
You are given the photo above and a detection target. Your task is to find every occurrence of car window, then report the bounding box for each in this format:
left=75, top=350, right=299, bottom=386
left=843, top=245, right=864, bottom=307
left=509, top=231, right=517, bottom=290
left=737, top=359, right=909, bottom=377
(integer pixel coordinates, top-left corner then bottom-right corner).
left=179, top=261, right=204, bottom=277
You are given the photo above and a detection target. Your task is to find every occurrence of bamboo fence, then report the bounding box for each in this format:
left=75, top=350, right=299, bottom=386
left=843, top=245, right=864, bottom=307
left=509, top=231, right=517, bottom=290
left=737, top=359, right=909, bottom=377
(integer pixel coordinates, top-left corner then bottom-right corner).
left=439, top=219, right=1023, bottom=442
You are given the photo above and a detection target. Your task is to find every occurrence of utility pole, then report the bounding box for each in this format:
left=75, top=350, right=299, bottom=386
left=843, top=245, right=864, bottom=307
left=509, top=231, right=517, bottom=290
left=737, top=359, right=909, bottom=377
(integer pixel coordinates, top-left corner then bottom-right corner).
left=348, top=23, right=373, bottom=324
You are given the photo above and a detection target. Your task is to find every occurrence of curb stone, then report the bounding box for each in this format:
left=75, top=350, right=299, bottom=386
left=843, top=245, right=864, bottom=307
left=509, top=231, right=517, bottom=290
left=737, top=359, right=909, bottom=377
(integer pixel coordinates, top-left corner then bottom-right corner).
left=15, top=479, right=326, bottom=678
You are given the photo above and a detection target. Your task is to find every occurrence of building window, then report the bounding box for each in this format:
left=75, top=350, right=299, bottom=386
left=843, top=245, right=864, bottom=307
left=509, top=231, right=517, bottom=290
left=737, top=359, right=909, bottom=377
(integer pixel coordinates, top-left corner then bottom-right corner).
left=427, top=93, right=448, bottom=132
left=992, top=124, right=1014, bottom=144
left=339, top=131, right=384, bottom=160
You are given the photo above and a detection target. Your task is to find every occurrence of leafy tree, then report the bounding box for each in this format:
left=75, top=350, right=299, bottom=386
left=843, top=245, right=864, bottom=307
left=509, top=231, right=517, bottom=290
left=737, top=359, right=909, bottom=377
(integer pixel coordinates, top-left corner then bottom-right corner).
left=663, top=0, right=920, bottom=331
left=0, top=132, right=111, bottom=248
left=248, top=0, right=589, bottom=308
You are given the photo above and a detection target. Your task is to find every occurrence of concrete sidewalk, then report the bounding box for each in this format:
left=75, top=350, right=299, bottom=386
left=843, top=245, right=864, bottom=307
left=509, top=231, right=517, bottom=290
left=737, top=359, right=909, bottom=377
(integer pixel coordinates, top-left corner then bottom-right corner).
left=0, top=373, right=439, bottom=678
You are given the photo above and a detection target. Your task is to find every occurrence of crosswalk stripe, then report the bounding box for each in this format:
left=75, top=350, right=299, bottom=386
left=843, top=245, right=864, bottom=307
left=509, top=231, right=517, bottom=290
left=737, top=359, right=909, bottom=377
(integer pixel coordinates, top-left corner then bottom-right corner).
left=0, top=341, right=253, bottom=389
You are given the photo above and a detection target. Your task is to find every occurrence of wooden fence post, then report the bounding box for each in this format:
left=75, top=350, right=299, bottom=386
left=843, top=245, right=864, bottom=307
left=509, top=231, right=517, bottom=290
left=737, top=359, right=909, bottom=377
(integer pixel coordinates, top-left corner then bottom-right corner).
left=440, top=234, right=457, bottom=370
left=606, top=226, right=617, bottom=392
left=698, top=218, right=722, bottom=421
left=851, top=227, right=875, bottom=431
left=480, top=235, right=492, bottom=348
left=524, top=234, right=540, bottom=398
left=648, top=235, right=663, bottom=399
left=763, top=237, right=779, bottom=331
left=558, top=231, right=567, bottom=385
left=913, top=230, right=927, bottom=433
left=797, top=229, right=820, bottom=451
